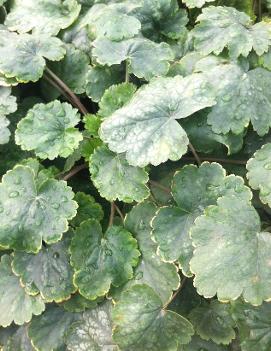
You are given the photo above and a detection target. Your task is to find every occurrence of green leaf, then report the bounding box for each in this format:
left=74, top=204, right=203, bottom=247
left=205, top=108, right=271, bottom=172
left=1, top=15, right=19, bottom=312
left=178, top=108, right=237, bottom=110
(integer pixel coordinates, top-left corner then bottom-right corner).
left=182, top=111, right=244, bottom=155
left=0, top=87, right=17, bottom=145
left=0, top=255, right=45, bottom=327
left=152, top=162, right=251, bottom=276
left=12, top=234, right=76, bottom=302
left=92, top=37, right=174, bottom=80
left=42, top=44, right=90, bottom=99
left=81, top=3, right=141, bottom=40
left=190, top=195, right=271, bottom=305
left=188, top=301, right=236, bottom=345
left=112, top=284, right=194, bottom=351
left=70, top=192, right=103, bottom=228
left=89, top=145, right=150, bottom=203
left=131, top=0, right=188, bottom=41
left=199, top=62, right=271, bottom=135
left=0, top=29, right=65, bottom=83
left=247, top=143, right=271, bottom=207
left=180, top=336, right=229, bottom=351
left=183, top=0, right=215, bottom=8
left=5, top=0, right=81, bottom=36
left=4, top=326, right=34, bottom=351
left=118, top=201, right=180, bottom=305
left=0, top=164, right=77, bottom=253
left=231, top=301, right=271, bottom=351
left=85, top=65, right=123, bottom=102
left=98, top=83, right=136, bottom=118
left=28, top=305, right=77, bottom=351
left=61, top=293, right=102, bottom=313
left=70, top=219, right=140, bottom=300
left=65, top=300, right=118, bottom=351
left=192, top=6, right=271, bottom=58
left=100, top=75, right=216, bottom=167
left=15, top=101, right=83, bottom=160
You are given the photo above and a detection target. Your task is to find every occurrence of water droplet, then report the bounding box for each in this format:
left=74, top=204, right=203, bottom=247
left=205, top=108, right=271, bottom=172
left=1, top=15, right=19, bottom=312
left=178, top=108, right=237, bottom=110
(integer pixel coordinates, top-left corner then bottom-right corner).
left=64, top=118, right=70, bottom=124
left=38, top=114, right=45, bottom=120
left=52, top=203, right=60, bottom=209
left=135, top=271, right=143, bottom=279
left=110, top=180, right=114, bottom=185
left=222, top=94, right=231, bottom=102
left=36, top=219, right=42, bottom=226
left=53, top=252, right=60, bottom=259
left=61, top=196, right=68, bottom=202
left=9, top=191, right=19, bottom=198
left=139, top=220, right=145, bottom=230
left=264, top=162, right=271, bottom=170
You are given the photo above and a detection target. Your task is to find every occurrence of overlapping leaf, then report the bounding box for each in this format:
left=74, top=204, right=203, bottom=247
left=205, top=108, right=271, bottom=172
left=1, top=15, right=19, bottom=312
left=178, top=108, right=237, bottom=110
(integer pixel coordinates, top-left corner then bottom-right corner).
left=89, top=146, right=150, bottom=203
left=0, top=164, right=77, bottom=252
left=113, top=202, right=180, bottom=304
left=246, top=143, right=271, bottom=207
left=29, top=305, right=77, bottom=351
left=112, top=284, right=194, bottom=351
left=183, top=0, right=215, bottom=8
left=180, top=336, right=229, bottom=351
left=0, top=255, right=45, bottom=327
left=92, top=37, right=174, bottom=80
left=188, top=301, right=236, bottom=345
left=3, top=326, right=34, bottom=351
left=0, top=87, right=17, bottom=145
left=0, top=29, right=65, bottom=83
left=65, top=300, right=117, bottom=351
left=5, top=0, right=81, bottom=35
left=12, top=235, right=75, bottom=302
left=152, top=162, right=250, bottom=276
left=16, top=101, right=83, bottom=160
left=70, top=219, right=140, bottom=300
left=192, top=6, right=271, bottom=58
left=190, top=195, right=271, bottom=305
left=100, top=74, right=216, bottom=167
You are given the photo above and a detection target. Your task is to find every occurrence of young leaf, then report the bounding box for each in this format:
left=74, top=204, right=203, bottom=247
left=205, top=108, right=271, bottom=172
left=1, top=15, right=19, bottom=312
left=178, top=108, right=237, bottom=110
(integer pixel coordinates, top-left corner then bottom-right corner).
left=85, top=65, right=123, bottom=102
left=70, top=219, right=140, bottom=300
left=188, top=301, right=236, bottom=345
left=152, top=162, right=251, bottom=276
left=0, top=29, right=65, bottom=83
left=15, top=101, right=83, bottom=160
left=5, top=0, right=81, bottom=36
left=0, top=255, right=45, bottom=327
left=28, top=305, right=78, bottom=351
left=12, top=235, right=76, bottom=302
left=100, top=75, right=216, bottom=167
left=92, top=37, right=174, bottom=80
left=98, top=82, right=136, bottom=118
left=65, top=300, right=117, bottom=350
left=190, top=195, right=271, bottom=305
left=119, top=201, right=180, bottom=305
left=112, top=284, right=194, bottom=351
left=247, top=143, right=271, bottom=207
left=89, top=145, right=150, bottom=203
left=192, top=6, right=271, bottom=58
left=70, top=192, right=104, bottom=228
left=0, top=164, right=77, bottom=253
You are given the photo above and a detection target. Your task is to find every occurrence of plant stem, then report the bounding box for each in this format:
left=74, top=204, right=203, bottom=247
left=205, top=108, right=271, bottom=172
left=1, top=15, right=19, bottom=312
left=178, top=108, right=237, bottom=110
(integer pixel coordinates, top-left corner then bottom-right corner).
left=43, top=75, right=71, bottom=102
left=61, top=163, right=88, bottom=181
left=45, top=67, right=88, bottom=115
left=108, top=202, right=116, bottom=227
left=125, top=61, right=130, bottom=83
left=188, top=143, right=201, bottom=166
left=163, top=277, right=187, bottom=309
left=182, top=156, right=247, bottom=165
left=149, top=180, right=171, bottom=194
left=114, top=203, right=124, bottom=222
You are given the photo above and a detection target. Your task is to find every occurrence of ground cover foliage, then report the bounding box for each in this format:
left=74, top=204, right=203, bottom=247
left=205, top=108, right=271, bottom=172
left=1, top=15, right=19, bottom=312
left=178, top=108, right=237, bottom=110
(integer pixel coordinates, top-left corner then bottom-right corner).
left=1, top=0, right=271, bottom=350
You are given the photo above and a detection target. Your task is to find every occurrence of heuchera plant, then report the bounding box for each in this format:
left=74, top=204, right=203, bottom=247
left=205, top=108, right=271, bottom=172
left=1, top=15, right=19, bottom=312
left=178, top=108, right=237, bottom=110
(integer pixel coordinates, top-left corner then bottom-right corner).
left=1, top=0, right=271, bottom=350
